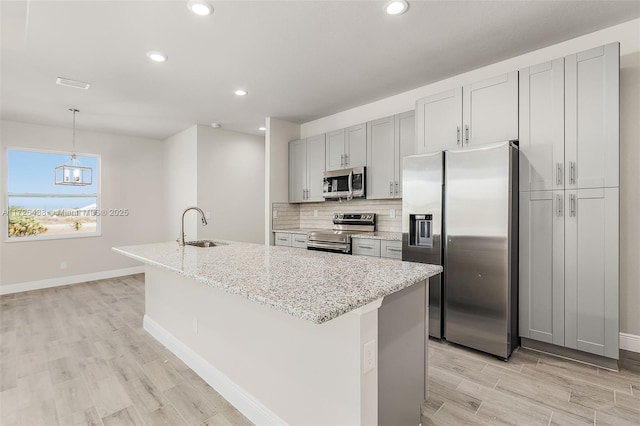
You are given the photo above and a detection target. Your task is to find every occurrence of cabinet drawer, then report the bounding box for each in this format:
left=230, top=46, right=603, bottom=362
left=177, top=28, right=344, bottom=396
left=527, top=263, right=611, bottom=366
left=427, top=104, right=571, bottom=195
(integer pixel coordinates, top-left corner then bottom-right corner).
left=352, top=238, right=381, bottom=257
left=381, top=240, right=402, bottom=260
left=274, top=233, right=292, bottom=247
left=291, top=235, right=308, bottom=249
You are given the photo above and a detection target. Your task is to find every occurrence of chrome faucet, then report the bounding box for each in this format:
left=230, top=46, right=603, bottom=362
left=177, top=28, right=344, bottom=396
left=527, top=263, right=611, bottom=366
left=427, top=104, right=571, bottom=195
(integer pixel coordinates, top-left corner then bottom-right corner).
left=179, top=206, right=208, bottom=246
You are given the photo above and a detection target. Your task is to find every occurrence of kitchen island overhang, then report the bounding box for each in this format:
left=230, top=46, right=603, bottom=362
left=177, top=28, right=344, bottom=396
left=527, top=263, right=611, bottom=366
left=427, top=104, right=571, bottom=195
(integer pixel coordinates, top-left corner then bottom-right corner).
left=113, top=241, right=442, bottom=425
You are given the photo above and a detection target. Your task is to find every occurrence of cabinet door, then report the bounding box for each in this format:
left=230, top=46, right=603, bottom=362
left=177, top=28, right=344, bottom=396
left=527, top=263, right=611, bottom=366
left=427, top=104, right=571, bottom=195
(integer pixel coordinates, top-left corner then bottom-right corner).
left=565, top=187, right=619, bottom=359
left=415, top=88, right=462, bottom=153
left=325, top=129, right=346, bottom=171
left=306, top=134, right=326, bottom=202
left=274, top=232, right=292, bottom=247
left=463, top=71, right=518, bottom=146
left=519, top=191, right=565, bottom=346
left=345, top=123, right=367, bottom=167
left=395, top=110, right=415, bottom=198
left=288, top=139, right=307, bottom=203
left=565, top=43, right=619, bottom=189
left=367, top=116, right=396, bottom=199
left=519, top=59, right=565, bottom=192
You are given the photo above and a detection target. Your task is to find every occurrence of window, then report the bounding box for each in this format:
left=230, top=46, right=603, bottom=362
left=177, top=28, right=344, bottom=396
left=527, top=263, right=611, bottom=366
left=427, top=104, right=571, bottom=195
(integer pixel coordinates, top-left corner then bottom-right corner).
left=5, top=149, right=100, bottom=241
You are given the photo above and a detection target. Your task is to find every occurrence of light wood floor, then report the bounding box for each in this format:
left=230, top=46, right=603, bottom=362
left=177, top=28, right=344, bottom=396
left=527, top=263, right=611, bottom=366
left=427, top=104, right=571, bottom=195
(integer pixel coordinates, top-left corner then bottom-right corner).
left=1, top=274, right=639, bottom=426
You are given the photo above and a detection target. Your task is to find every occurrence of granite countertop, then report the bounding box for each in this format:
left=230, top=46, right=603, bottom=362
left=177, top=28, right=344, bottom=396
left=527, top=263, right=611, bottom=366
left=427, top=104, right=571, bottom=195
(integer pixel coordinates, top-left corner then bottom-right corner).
left=113, top=241, right=441, bottom=324
left=274, top=229, right=402, bottom=241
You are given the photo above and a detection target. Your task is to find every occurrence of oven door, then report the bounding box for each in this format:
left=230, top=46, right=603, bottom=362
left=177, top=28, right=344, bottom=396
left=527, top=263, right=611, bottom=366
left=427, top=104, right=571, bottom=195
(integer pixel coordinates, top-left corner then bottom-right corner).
left=307, top=241, right=351, bottom=254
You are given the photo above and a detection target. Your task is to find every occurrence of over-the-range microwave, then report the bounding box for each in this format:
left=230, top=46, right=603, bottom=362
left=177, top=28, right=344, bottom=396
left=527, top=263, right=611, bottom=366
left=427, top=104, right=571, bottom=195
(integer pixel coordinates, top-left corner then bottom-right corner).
left=322, top=166, right=365, bottom=199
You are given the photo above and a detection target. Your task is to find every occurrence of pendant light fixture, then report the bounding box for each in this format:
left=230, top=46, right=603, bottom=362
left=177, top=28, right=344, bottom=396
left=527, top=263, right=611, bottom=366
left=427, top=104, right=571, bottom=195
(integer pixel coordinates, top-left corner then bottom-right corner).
left=55, top=108, right=92, bottom=186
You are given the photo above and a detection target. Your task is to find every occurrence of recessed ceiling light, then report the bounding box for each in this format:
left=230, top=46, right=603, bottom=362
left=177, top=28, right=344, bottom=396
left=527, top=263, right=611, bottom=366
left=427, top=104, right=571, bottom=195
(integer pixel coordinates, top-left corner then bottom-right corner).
left=56, top=77, right=90, bottom=90
left=211, top=123, right=221, bottom=128
left=188, top=0, right=214, bottom=16
left=234, top=89, right=248, bottom=96
left=146, top=51, right=167, bottom=62
left=259, top=126, right=266, bottom=131
left=385, top=0, right=408, bottom=15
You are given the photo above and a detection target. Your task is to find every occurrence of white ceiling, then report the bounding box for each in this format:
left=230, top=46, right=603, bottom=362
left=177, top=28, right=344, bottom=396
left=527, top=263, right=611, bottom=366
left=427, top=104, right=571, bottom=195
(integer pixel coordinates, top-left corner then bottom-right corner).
left=1, top=0, right=639, bottom=139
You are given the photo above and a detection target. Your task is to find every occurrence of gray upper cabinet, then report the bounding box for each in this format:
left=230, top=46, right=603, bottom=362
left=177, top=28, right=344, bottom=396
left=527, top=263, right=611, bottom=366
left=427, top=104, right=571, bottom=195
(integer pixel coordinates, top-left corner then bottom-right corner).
left=289, top=134, right=326, bottom=203
left=565, top=43, right=619, bottom=189
left=288, top=139, right=307, bottom=203
left=519, top=59, right=565, bottom=192
left=564, top=187, right=619, bottom=359
left=519, top=190, right=565, bottom=346
left=462, top=71, right=519, bottom=146
left=416, top=72, right=518, bottom=153
left=367, top=116, right=396, bottom=199
left=366, top=111, right=415, bottom=199
left=325, top=123, right=367, bottom=171
left=416, top=88, right=462, bottom=153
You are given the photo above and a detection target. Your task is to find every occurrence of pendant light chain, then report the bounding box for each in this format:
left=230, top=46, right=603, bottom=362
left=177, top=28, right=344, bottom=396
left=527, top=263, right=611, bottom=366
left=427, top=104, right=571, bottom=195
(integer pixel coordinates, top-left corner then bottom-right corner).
left=70, top=108, right=79, bottom=157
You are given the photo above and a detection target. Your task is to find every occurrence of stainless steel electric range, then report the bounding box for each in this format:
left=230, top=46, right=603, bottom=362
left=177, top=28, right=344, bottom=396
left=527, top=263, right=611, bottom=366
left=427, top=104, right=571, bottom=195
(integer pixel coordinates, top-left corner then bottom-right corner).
left=307, top=213, right=376, bottom=254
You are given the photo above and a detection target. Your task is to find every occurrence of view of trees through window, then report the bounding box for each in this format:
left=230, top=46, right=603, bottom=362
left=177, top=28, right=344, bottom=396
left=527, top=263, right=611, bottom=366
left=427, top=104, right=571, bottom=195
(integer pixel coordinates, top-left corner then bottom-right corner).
left=6, top=149, right=100, bottom=239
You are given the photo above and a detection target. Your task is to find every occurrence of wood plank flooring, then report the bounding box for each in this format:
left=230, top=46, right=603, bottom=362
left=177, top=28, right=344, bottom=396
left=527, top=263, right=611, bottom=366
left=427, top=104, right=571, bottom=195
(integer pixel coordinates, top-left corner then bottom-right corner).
left=1, top=274, right=639, bottom=425
left=0, top=275, right=251, bottom=426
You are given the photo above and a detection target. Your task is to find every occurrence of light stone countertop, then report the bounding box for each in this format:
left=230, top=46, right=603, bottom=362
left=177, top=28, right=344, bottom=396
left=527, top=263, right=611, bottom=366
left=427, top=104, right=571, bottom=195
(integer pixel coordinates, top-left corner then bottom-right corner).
left=273, top=229, right=402, bottom=241
left=113, top=241, right=441, bottom=324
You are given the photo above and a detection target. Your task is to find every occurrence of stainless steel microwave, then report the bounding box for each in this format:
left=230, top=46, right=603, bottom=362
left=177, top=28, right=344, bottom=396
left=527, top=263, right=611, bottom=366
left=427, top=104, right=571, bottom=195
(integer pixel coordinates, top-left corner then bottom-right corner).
left=322, top=166, right=366, bottom=199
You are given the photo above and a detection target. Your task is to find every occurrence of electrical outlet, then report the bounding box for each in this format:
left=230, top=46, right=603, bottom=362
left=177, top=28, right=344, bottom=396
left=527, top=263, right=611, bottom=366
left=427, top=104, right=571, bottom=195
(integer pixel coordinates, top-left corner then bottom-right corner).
left=389, top=209, right=396, bottom=218
left=363, top=339, right=376, bottom=374
left=59, top=261, right=67, bottom=270
left=314, top=210, right=318, bottom=217
left=273, top=210, right=278, bottom=219
left=193, top=316, right=198, bottom=335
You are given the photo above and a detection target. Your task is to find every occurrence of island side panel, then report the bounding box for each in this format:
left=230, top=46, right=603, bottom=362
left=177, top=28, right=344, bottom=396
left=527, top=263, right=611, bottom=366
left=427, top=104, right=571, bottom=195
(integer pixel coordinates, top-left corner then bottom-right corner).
left=143, top=265, right=379, bottom=425
left=377, top=279, right=427, bottom=426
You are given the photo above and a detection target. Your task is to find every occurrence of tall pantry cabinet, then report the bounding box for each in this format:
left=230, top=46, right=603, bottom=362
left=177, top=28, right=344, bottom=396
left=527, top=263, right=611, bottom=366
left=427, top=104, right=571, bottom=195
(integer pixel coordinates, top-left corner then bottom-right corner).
left=519, top=43, right=620, bottom=359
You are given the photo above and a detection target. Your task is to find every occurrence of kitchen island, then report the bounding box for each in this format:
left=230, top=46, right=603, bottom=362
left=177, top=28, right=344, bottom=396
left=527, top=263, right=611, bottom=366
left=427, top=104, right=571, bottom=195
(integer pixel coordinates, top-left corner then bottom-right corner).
left=113, top=241, right=441, bottom=425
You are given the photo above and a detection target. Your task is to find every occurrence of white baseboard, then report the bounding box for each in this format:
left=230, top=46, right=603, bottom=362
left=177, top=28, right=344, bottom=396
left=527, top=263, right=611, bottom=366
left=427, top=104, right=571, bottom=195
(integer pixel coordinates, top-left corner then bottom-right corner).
left=620, top=333, right=640, bottom=353
left=0, top=266, right=145, bottom=295
left=143, top=315, right=287, bottom=426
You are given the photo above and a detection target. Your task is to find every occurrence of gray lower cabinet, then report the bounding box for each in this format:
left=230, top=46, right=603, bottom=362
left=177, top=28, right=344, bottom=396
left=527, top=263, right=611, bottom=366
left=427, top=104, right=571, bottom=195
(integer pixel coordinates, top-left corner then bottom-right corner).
left=353, top=238, right=402, bottom=259
left=352, top=238, right=381, bottom=257
left=564, top=187, right=619, bottom=358
left=274, top=232, right=292, bottom=247
left=519, top=191, right=565, bottom=346
left=274, top=232, right=308, bottom=249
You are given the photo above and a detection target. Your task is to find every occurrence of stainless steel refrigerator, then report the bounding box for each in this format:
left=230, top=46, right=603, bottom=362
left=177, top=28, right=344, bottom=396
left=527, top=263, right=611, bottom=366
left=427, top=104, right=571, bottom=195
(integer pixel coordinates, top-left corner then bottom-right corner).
left=402, top=141, right=519, bottom=359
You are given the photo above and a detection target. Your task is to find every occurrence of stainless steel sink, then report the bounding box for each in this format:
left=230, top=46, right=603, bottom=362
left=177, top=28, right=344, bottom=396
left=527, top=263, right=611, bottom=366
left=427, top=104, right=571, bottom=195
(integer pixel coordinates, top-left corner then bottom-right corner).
left=185, top=240, right=226, bottom=248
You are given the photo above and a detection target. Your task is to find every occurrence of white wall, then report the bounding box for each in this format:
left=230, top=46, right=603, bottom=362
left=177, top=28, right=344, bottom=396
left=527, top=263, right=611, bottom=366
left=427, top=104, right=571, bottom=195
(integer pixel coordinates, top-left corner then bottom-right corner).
left=619, top=52, right=640, bottom=336
left=196, top=126, right=265, bottom=244
left=163, top=125, right=198, bottom=242
left=0, top=120, right=166, bottom=286
left=265, top=118, right=300, bottom=245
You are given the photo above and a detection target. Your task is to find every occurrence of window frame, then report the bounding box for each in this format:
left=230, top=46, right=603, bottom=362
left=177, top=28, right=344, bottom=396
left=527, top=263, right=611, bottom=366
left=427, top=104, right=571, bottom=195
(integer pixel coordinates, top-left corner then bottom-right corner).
left=3, top=146, right=102, bottom=243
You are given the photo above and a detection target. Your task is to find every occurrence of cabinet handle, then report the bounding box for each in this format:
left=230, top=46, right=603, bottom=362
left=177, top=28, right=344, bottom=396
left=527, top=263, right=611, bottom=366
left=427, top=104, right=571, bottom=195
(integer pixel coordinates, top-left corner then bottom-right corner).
left=344, top=153, right=348, bottom=166
left=465, top=125, right=469, bottom=146
left=387, top=247, right=402, bottom=252
left=357, top=245, right=373, bottom=250
left=556, top=163, right=563, bottom=186
left=456, top=126, right=461, bottom=147
left=395, top=181, right=399, bottom=195
left=556, top=194, right=563, bottom=217
left=570, top=194, right=576, bottom=217
left=389, top=181, right=394, bottom=197
left=569, top=161, right=575, bottom=185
